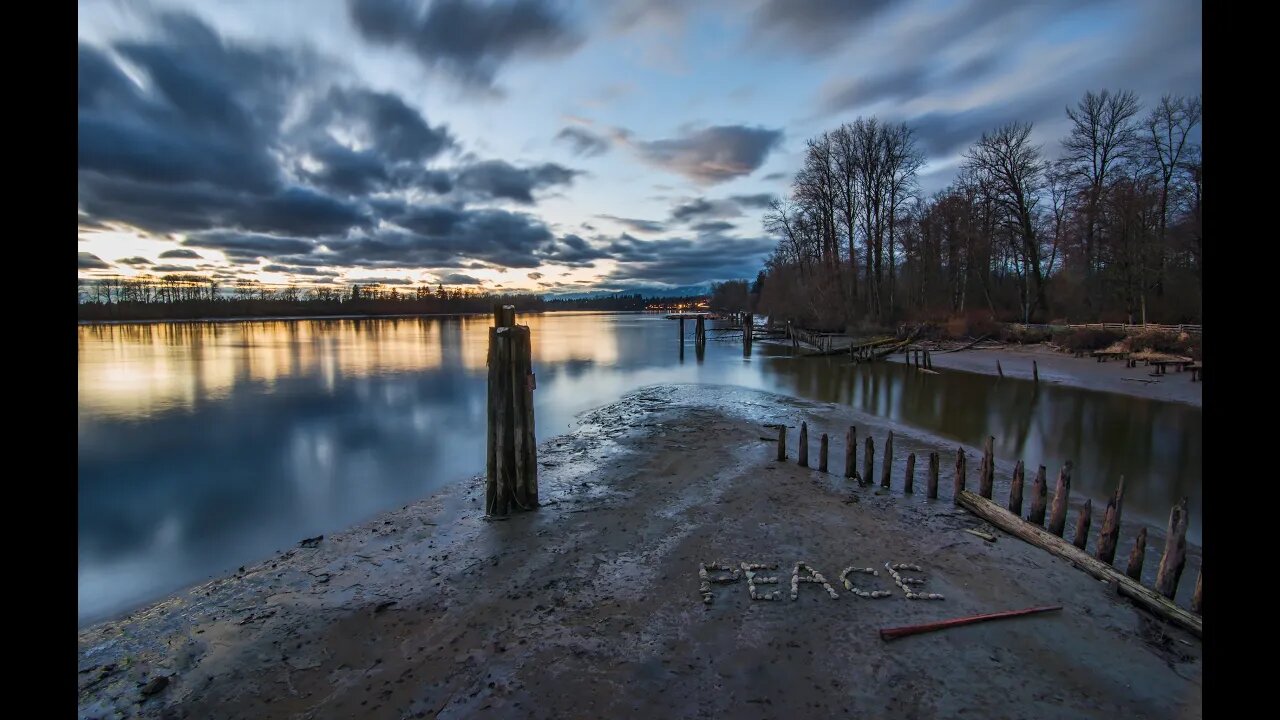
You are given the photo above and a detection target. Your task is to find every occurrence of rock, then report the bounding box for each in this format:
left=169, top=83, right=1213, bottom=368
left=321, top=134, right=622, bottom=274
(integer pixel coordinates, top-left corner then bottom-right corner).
left=140, top=675, right=170, bottom=697
left=299, top=535, right=323, bottom=549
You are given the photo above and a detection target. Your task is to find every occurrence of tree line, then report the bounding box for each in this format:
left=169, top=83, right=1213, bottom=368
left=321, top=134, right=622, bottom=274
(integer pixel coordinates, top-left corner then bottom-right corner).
left=77, top=275, right=701, bottom=321
left=748, top=91, right=1201, bottom=329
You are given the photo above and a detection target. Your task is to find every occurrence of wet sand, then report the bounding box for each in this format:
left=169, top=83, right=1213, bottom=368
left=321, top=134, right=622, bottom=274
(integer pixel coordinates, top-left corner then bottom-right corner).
left=78, top=385, right=1201, bottom=719
left=889, top=344, right=1202, bottom=407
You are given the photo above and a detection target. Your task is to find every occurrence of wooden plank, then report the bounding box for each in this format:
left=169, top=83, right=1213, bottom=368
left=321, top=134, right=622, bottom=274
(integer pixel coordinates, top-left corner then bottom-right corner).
left=956, top=491, right=1202, bottom=637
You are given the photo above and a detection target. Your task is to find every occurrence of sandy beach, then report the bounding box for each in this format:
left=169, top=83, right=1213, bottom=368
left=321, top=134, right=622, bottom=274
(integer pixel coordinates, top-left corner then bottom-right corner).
left=78, top=385, right=1201, bottom=720
left=887, top=343, right=1202, bottom=407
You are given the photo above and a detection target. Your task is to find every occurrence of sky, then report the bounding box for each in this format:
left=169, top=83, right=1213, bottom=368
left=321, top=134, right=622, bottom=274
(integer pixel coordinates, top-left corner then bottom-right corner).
left=77, top=0, right=1202, bottom=295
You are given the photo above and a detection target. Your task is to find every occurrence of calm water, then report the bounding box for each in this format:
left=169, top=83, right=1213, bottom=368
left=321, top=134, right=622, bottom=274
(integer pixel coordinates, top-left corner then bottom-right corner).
left=78, top=312, right=1202, bottom=626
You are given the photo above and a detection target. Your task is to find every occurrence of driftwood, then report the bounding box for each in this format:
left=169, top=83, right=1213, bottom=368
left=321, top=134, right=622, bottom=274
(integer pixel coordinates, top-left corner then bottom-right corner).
left=880, top=605, right=1061, bottom=641
left=957, top=491, right=1202, bottom=638
left=941, top=334, right=991, bottom=353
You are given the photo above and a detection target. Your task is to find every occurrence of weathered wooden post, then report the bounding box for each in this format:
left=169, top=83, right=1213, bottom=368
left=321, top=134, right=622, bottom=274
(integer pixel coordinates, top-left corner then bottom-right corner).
left=1155, top=498, right=1189, bottom=599
left=776, top=425, right=787, bottom=461
left=880, top=431, right=893, bottom=488
left=979, top=436, right=995, bottom=498
left=996, top=359, right=1004, bottom=377
left=1095, top=476, right=1126, bottom=565
left=844, top=426, right=856, bottom=479
left=1032, top=360, right=1039, bottom=383
left=798, top=422, right=809, bottom=468
left=952, top=447, right=966, bottom=503
left=679, top=317, right=685, bottom=342
left=1126, top=527, right=1148, bottom=580
left=863, top=436, right=874, bottom=486
left=819, top=433, right=829, bottom=472
left=1047, top=461, right=1073, bottom=537
left=486, top=305, right=538, bottom=516
left=1072, top=498, right=1092, bottom=550
left=1008, top=460, right=1025, bottom=516
left=1028, top=465, right=1048, bottom=526
left=927, top=452, right=939, bottom=499
left=1191, top=569, right=1202, bottom=615
left=904, top=453, right=915, bottom=494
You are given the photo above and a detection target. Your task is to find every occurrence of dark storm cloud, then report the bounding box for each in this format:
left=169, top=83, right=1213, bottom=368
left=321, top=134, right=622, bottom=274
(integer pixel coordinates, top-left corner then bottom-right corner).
left=158, top=248, right=202, bottom=259
left=117, top=256, right=154, bottom=266
left=669, top=198, right=741, bottom=223
left=347, top=0, right=583, bottom=91
left=596, top=215, right=665, bottom=233
left=540, top=233, right=611, bottom=267
left=821, top=66, right=930, bottom=114
left=455, top=160, right=580, bottom=203
left=692, top=221, right=735, bottom=233
left=262, top=265, right=341, bottom=277
left=325, top=207, right=555, bottom=269
left=183, top=231, right=318, bottom=259
left=149, top=264, right=197, bottom=273
left=630, top=125, right=783, bottom=184
left=441, top=273, right=482, bottom=285
left=322, top=86, right=453, bottom=162
left=599, top=234, right=776, bottom=286
left=554, top=126, right=610, bottom=156
left=352, top=276, right=415, bottom=285
left=79, top=252, right=111, bottom=269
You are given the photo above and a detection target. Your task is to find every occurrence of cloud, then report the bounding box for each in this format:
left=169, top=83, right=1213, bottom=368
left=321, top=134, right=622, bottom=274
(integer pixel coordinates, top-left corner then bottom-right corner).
left=692, top=221, right=735, bottom=233
left=117, top=256, right=155, bottom=266
left=596, top=215, right=665, bottom=233
left=351, top=276, right=415, bottom=285
left=158, top=248, right=202, bottom=259
left=599, top=233, right=776, bottom=286
left=441, top=273, right=482, bottom=285
left=455, top=160, right=580, bottom=203
left=750, top=0, right=893, bottom=55
left=729, top=193, right=776, bottom=209
left=347, top=0, right=583, bottom=92
left=554, top=126, right=610, bottom=156
left=79, top=252, right=111, bottom=269
left=324, top=207, right=556, bottom=269
left=628, top=125, right=783, bottom=184
left=669, top=198, right=741, bottom=223
left=183, top=231, right=318, bottom=259
left=149, top=264, right=200, bottom=273
left=540, top=233, right=611, bottom=267
left=527, top=272, right=544, bottom=280
left=262, top=264, right=341, bottom=277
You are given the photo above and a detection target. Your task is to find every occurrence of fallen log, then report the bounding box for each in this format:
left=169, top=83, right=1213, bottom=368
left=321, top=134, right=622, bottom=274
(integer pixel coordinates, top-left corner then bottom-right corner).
left=956, top=490, right=1202, bottom=638
left=880, top=605, right=1062, bottom=641
left=941, top=334, right=992, bottom=353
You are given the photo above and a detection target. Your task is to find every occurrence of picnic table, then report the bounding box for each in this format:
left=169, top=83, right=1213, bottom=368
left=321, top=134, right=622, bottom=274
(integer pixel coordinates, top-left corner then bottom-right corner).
left=1092, top=350, right=1130, bottom=362
left=1149, top=358, right=1196, bottom=375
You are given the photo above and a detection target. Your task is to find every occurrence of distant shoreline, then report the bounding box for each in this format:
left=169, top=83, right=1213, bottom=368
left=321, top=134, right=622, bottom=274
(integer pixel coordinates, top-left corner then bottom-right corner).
left=76, top=309, right=656, bottom=327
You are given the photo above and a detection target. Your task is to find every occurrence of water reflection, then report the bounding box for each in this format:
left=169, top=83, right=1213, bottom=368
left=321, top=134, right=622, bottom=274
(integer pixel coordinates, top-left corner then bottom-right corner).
left=78, top=313, right=1201, bottom=626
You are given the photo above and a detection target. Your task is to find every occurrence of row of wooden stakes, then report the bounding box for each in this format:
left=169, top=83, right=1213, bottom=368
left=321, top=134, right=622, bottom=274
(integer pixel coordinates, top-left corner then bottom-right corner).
left=774, top=422, right=1201, bottom=623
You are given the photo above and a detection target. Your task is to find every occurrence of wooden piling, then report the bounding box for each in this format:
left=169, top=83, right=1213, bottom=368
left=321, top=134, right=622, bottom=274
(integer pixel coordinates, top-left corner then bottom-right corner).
left=485, top=306, right=537, bottom=516
left=925, top=349, right=932, bottom=369
left=1047, top=461, right=1073, bottom=537
left=952, top=447, right=966, bottom=503
left=1095, top=476, right=1126, bottom=565
left=1032, top=360, right=1039, bottom=383
left=1190, top=569, right=1202, bottom=615
left=1154, top=497, right=1189, bottom=600
left=1028, top=465, right=1048, bottom=526
left=1126, top=527, right=1148, bottom=580
left=776, top=425, right=787, bottom=461
left=997, top=359, right=1003, bottom=377
left=1008, top=460, right=1025, bottom=516
left=798, top=422, right=809, bottom=468
left=927, top=452, right=939, bottom=499
left=904, top=453, right=915, bottom=494
left=844, top=426, right=856, bottom=479
left=880, top=431, right=894, bottom=488
left=1072, top=498, right=1092, bottom=550
left=679, top=317, right=685, bottom=341
left=863, top=436, right=874, bottom=486
left=979, top=436, right=994, bottom=499
left=819, top=433, right=829, bottom=472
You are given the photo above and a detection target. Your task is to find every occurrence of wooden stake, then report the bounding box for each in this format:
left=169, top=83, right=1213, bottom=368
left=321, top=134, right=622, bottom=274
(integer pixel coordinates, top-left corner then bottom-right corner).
left=819, top=433, right=829, bottom=473
left=1047, top=461, right=1073, bottom=537
left=798, top=422, right=809, bottom=468
left=979, top=436, right=995, bottom=498
left=1028, top=465, right=1048, bottom=526
left=863, top=436, right=874, bottom=486
left=956, top=491, right=1200, bottom=638
left=1126, top=527, right=1148, bottom=580
left=1072, top=498, right=1092, bottom=550
left=904, top=453, right=916, bottom=494
left=844, top=426, right=856, bottom=479
left=1190, top=569, right=1202, bottom=615
left=927, top=452, right=939, bottom=499
left=880, top=605, right=1062, bottom=641
left=1155, top=497, right=1189, bottom=600
left=1095, top=476, right=1125, bottom=565
left=1032, top=360, right=1039, bottom=383
left=880, top=431, right=894, bottom=488
left=997, top=359, right=1004, bottom=377
left=1008, top=460, right=1025, bottom=516
left=952, top=447, right=966, bottom=503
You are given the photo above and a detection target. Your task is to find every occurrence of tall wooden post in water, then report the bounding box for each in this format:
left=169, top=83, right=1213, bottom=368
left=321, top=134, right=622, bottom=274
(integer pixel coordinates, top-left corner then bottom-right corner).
left=486, top=305, right=538, bottom=516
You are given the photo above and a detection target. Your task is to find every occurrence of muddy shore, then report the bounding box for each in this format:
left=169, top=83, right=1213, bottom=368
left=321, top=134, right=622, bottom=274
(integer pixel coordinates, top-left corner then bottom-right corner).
left=78, top=385, right=1201, bottom=719
left=888, top=343, right=1202, bottom=407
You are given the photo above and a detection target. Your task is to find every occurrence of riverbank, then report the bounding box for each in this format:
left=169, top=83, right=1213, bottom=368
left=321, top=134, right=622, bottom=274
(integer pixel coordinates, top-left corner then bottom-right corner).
left=78, top=385, right=1201, bottom=719
left=888, top=343, right=1203, bottom=407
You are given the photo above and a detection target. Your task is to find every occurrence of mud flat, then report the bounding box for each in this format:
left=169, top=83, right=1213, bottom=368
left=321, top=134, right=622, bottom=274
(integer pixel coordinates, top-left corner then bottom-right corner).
left=78, top=385, right=1201, bottom=720
left=891, top=343, right=1202, bottom=407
